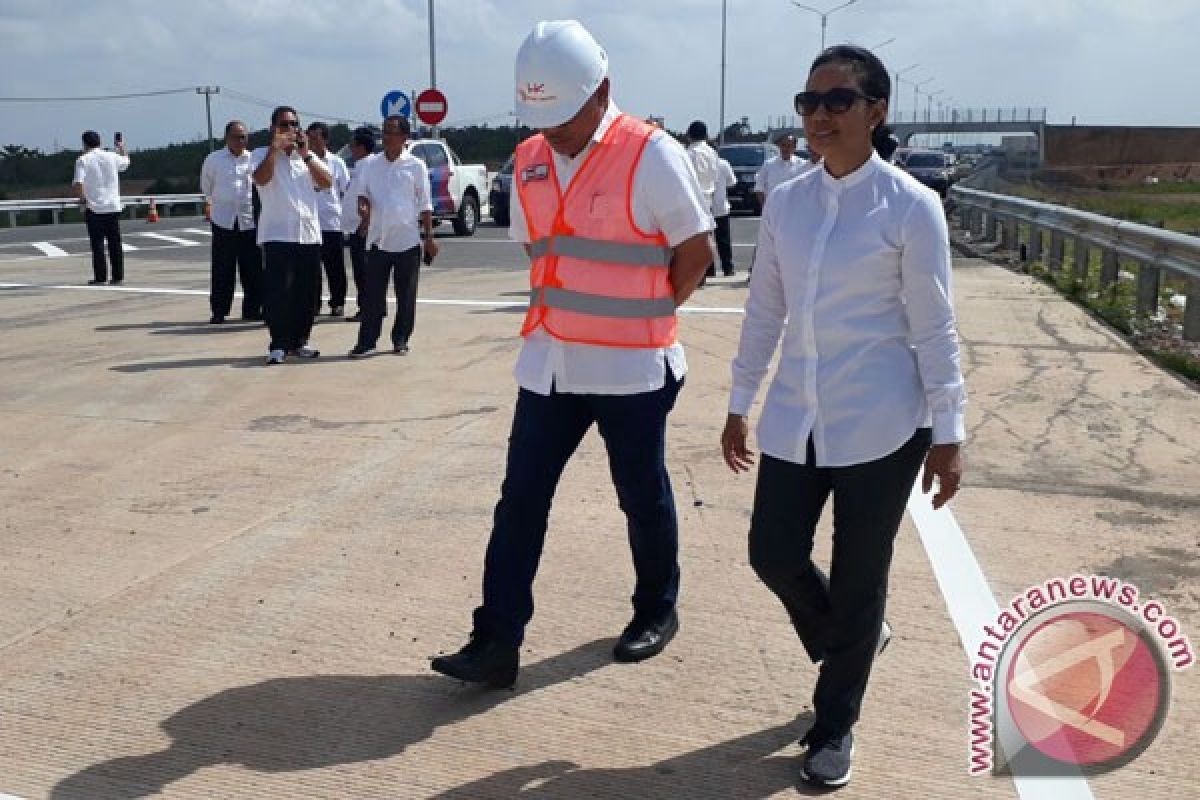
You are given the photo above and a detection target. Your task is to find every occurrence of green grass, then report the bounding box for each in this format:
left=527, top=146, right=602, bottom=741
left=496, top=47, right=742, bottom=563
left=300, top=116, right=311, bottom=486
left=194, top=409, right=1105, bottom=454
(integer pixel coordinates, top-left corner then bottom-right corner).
left=997, top=182, right=1200, bottom=233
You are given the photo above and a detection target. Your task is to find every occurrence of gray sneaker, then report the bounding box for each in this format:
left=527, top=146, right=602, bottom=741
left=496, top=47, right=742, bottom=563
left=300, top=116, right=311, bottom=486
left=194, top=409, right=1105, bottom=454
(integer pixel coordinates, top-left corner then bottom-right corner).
left=265, top=349, right=286, bottom=365
left=292, top=345, right=320, bottom=359
left=800, top=729, right=854, bottom=787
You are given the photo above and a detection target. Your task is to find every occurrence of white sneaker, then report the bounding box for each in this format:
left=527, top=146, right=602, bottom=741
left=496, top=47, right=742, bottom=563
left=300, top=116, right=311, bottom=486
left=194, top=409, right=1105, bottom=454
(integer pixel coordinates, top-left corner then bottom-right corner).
left=292, top=345, right=320, bottom=359
left=265, top=349, right=285, bottom=365
left=877, top=620, right=893, bottom=656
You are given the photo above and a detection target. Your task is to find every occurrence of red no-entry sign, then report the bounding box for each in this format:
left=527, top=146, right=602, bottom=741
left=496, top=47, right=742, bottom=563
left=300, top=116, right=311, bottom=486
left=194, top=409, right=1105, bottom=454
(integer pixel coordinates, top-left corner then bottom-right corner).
left=416, top=88, right=448, bottom=126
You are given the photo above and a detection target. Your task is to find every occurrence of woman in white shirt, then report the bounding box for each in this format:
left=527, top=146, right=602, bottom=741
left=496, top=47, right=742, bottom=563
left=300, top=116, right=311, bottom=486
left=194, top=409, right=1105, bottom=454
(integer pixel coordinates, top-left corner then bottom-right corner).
left=721, top=45, right=965, bottom=788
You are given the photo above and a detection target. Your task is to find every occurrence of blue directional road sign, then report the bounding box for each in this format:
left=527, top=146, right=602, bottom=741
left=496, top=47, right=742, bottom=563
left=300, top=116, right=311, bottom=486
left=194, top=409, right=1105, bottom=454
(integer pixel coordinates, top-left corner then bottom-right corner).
left=380, top=90, right=411, bottom=120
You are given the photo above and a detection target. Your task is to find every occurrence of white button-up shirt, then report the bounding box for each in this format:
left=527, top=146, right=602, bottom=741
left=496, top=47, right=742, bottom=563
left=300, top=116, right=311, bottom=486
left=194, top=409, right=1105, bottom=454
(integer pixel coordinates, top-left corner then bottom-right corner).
left=357, top=150, right=433, bottom=253
left=200, top=147, right=255, bottom=231
left=313, top=151, right=351, bottom=233
left=754, top=155, right=810, bottom=198
left=341, top=155, right=372, bottom=236
left=712, top=157, right=736, bottom=218
left=730, top=152, right=966, bottom=467
left=508, top=102, right=713, bottom=396
left=73, top=149, right=130, bottom=213
left=687, top=140, right=718, bottom=212
left=250, top=147, right=322, bottom=246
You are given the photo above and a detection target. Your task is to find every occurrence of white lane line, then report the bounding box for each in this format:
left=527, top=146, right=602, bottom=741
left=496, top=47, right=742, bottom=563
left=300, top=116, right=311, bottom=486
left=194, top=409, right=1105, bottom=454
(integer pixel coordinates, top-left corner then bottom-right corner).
left=139, top=232, right=201, bottom=247
left=0, top=281, right=747, bottom=313
left=907, top=486, right=1095, bottom=799
left=120, top=243, right=139, bottom=252
left=31, top=242, right=68, bottom=257
left=180, top=227, right=212, bottom=236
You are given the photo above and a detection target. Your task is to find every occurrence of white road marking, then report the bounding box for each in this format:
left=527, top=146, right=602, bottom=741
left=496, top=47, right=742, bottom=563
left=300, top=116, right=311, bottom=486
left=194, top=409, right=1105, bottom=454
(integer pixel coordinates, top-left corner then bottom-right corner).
left=180, top=228, right=212, bottom=236
left=31, top=242, right=68, bottom=257
left=139, top=232, right=201, bottom=247
left=120, top=243, right=139, bottom=252
left=0, top=281, right=746, bottom=313
left=906, top=486, right=1095, bottom=799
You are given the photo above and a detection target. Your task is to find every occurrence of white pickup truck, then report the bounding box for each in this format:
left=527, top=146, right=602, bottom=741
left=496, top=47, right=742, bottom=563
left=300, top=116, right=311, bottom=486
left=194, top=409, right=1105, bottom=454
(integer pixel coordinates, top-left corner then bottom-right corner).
left=408, top=139, right=488, bottom=236
left=340, top=137, right=488, bottom=236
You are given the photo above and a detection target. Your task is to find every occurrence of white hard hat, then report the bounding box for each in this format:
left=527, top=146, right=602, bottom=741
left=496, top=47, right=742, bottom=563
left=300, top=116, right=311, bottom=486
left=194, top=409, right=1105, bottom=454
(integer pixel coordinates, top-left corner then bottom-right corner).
left=515, top=20, right=608, bottom=129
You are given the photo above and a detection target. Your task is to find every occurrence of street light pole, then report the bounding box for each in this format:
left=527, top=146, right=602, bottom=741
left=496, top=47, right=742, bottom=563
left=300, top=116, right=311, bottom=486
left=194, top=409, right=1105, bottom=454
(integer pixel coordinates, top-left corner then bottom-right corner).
left=893, top=63, right=918, bottom=122
left=927, top=89, right=945, bottom=121
left=871, top=37, right=895, bottom=50
left=428, top=0, right=438, bottom=137
left=790, top=0, right=858, bottom=51
left=914, top=78, right=934, bottom=123
left=719, top=0, right=727, bottom=146
left=195, top=86, right=219, bottom=152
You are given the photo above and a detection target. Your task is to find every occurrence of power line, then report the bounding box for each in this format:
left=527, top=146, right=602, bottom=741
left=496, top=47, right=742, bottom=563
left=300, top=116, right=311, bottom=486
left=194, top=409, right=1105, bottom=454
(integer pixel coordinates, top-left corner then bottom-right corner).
left=0, top=88, right=195, bottom=102
left=222, top=88, right=366, bottom=127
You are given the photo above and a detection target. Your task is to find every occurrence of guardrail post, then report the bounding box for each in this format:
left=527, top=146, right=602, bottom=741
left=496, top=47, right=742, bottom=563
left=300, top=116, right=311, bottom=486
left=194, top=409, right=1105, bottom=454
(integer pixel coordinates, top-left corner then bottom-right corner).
left=1072, top=238, right=1089, bottom=282
left=1048, top=232, right=1065, bottom=271
left=1184, top=279, right=1200, bottom=342
left=1029, top=226, right=1043, bottom=262
left=1136, top=263, right=1160, bottom=315
left=6, top=211, right=16, bottom=228
left=971, top=208, right=984, bottom=237
left=1099, top=250, right=1119, bottom=289
left=51, top=209, right=61, bottom=225
left=984, top=212, right=998, bottom=242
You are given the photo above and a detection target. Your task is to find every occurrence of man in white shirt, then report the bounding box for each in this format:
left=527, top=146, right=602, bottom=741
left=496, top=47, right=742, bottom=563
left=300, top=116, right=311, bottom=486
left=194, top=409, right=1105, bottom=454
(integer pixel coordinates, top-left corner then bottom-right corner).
left=349, top=114, right=436, bottom=358
left=712, top=154, right=738, bottom=276
left=251, top=105, right=332, bottom=365
left=685, top=120, right=719, bottom=283
left=201, top=120, right=262, bottom=323
left=306, top=122, right=352, bottom=317
left=342, top=127, right=377, bottom=322
left=432, top=20, right=713, bottom=688
left=753, top=133, right=808, bottom=211
left=72, top=130, right=130, bottom=285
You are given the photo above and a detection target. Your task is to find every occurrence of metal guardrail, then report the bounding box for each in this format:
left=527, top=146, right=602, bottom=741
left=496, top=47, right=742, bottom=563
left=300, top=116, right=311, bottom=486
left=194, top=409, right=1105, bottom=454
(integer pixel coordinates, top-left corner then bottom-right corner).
left=949, top=185, right=1200, bottom=341
left=0, top=194, right=205, bottom=227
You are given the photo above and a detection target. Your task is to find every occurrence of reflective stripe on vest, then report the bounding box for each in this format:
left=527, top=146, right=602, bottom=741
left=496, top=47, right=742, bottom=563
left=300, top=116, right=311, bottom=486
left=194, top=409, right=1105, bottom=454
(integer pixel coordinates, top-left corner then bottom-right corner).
left=528, top=235, right=671, bottom=267
left=531, top=287, right=676, bottom=319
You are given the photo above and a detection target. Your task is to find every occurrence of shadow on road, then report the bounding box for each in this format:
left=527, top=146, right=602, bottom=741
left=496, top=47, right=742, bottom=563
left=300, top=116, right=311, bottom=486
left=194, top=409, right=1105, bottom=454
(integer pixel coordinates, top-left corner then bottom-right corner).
left=50, top=640, right=619, bottom=799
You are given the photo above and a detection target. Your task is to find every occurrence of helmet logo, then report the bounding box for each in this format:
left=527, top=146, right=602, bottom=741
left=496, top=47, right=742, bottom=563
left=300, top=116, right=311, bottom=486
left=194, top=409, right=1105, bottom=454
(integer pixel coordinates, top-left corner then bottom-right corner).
left=518, top=82, right=557, bottom=105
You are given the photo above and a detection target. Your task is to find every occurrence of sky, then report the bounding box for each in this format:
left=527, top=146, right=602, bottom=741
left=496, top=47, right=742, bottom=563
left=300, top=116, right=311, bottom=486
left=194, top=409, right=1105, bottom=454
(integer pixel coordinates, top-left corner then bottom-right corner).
left=1, top=0, right=1197, bottom=152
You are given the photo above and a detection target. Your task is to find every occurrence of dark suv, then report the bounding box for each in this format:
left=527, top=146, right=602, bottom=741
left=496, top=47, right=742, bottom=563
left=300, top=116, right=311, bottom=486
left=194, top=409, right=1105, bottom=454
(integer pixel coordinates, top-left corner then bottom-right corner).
left=900, top=150, right=953, bottom=197
left=490, top=155, right=514, bottom=227
left=718, top=143, right=780, bottom=215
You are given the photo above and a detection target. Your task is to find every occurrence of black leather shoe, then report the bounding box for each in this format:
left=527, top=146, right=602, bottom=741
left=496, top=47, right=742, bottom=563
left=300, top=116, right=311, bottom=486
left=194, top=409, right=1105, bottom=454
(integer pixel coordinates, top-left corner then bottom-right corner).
left=87, top=278, right=106, bottom=285
left=613, top=610, right=679, bottom=663
left=431, top=634, right=519, bottom=688
left=209, top=315, right=224, bottom=324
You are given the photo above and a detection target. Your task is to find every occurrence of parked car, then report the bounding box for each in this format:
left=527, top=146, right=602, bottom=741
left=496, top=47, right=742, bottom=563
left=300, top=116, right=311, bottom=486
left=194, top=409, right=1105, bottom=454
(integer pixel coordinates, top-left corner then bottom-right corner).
left=900, top=149, right=953, bottom=197
left=718, top=142, right=780, bottom=216
left=337, top=136, right=488, bottom=236
left=490, top=155, right=514, bottom=227
left=409, top=139, right=488, bottom=236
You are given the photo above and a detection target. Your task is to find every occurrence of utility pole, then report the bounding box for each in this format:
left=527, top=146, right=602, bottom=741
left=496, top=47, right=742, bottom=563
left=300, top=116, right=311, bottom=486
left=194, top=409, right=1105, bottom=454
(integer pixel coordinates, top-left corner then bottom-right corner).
left=196, top=86, right=219, bottom=152
left=719, top=0, right=727, bottom=146
left=428, top=0, right=438, bottom=138
left=790, top=0, right=858, bottom=51
left=894, top=63, right=918, bottom=123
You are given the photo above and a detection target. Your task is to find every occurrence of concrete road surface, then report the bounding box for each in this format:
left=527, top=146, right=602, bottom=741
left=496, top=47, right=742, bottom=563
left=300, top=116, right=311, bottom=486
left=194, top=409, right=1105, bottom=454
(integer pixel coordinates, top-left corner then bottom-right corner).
left=0, top=218, right=1196, bottom=798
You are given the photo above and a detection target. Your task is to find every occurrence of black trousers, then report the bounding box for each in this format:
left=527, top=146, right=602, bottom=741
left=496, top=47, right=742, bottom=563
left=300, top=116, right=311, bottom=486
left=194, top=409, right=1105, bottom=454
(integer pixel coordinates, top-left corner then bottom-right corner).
left=315, top=230, right=347, bottom=312
left=356, top=245, right=420, bottom=349
left=714, top=214, right=735, bottom=274
left=347, top=232, right=367, bottom=312
left=261, top=242, right=320, bottom=352
left=210, top=222, right=263, bottom=319
left=748, top=428, right=931, bottom=739
left=84, top=210, right=123, bottom=282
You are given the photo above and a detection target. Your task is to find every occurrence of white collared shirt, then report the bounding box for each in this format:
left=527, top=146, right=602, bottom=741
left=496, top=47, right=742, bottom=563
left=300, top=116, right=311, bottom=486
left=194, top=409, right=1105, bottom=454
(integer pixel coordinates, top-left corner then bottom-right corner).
left=754, top=155, right=810, bottom=197
left=358, top=150, right=433, bottom=253
left=250, top=147, right=322, bottom=245
left=312, top=151, right=350, bottom=233
left=508, top=101, right=713, bottom=396
left=341, top=155, right=372, bottom=236
left=687, top=140, right=718, bottom=210
left=200, top=147, right=255, bottom=231
left=73, top=149, right=130, bottom=213
left=730, top=152, right=966, bottom=467
left=712, top=157, right=736, bottom=218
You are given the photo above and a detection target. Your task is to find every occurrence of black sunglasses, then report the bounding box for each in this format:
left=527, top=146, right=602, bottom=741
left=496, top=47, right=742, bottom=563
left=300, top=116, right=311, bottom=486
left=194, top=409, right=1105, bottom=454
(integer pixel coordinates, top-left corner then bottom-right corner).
left=276, top=120, right=299, bottom=128
left=794, top=88, right=877, bottom=116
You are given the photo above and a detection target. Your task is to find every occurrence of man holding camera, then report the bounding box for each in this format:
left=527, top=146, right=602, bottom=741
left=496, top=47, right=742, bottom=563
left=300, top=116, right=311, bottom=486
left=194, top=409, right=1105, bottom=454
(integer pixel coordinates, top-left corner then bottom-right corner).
left=251, top=106, right=332, bottom=365
left=72, top=130, right=130, bottom=286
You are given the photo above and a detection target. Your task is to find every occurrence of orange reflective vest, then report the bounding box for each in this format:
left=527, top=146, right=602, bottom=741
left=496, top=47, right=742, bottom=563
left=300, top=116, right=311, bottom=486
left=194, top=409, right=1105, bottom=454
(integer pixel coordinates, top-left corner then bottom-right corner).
left=515, top=114, right=677, bottom=349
